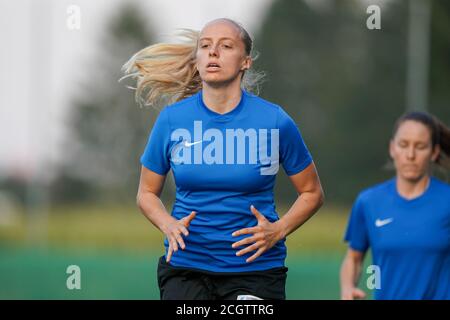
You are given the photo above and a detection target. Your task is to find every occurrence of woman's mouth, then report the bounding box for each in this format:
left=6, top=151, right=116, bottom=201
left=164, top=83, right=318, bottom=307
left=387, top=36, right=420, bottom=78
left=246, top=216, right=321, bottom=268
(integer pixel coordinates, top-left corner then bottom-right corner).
left=206, top=63, right=221, bottom=71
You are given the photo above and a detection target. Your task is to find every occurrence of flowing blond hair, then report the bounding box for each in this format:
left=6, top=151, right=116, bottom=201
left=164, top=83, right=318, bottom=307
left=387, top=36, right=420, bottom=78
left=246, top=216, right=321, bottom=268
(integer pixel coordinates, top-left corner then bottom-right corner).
left=120, top=19, right=264, bottom=108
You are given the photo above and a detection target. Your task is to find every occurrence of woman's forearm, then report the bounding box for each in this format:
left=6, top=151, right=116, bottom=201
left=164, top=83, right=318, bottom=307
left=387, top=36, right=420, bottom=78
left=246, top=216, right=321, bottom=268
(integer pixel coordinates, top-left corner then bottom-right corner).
left=137, top=191, right=176, bottom=234
left=275, top=190, right=324, bottom=239
left=340, top=254, right=362, bottom=291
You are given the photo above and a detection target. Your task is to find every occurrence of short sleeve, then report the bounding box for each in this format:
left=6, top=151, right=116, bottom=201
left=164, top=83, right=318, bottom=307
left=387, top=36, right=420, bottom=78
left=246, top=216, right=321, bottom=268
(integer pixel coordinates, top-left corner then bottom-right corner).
left=140, top=108, right=171, bottom=175
left=277, top=107, right=313, bottom=176
left=344, top=195, right=370, bottom=253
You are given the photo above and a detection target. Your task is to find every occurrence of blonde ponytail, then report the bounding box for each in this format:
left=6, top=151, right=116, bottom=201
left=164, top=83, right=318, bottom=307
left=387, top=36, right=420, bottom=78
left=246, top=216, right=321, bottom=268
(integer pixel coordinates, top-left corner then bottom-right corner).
left=120, top=29, right=202, bottom=107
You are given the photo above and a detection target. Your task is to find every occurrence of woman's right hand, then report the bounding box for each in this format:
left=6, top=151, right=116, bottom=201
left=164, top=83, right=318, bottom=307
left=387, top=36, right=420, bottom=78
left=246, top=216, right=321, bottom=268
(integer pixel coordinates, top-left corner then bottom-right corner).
left=341, top=287, right=366, bottom=300
left=162, top=211, right=196, bottom=263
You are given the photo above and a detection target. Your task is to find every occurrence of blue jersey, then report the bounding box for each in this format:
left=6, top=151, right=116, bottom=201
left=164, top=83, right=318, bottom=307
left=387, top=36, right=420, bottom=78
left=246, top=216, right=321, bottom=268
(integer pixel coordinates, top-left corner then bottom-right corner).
left=344, top=177, right=450, bottom=299
left=140, top=89, right=312, bottom=272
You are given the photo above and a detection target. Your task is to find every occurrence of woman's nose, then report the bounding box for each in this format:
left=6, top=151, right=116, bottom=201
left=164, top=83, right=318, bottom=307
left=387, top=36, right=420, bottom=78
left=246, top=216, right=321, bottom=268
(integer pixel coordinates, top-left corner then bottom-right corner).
left=406, top=147, right=415, bottom=159
left=209, top=44, right=219, bottom=57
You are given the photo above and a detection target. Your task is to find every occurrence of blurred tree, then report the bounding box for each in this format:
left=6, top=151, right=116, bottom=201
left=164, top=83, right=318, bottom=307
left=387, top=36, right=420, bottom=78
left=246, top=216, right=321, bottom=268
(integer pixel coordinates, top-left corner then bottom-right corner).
left=429, top=0, right=450, bottom=122
left=255, top=0, right=449, bottom=205
left=427, top=0, right=450, bottom=182
left=52, top=2, right=172, bottom=204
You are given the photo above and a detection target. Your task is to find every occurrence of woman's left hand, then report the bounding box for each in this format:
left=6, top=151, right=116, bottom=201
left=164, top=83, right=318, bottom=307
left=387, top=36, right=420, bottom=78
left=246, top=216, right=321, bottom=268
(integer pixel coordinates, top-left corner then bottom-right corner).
left=231, top=205, right=286, bottom=263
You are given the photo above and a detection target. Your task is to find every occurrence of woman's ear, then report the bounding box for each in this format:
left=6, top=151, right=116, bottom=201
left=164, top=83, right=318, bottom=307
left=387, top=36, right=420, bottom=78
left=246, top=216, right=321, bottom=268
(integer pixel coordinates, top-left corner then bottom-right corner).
left=431, top=144, right=441, bottom=162
left=389, top=140, right=395, bottom=160
left=241, top=56, right=252, bottom=71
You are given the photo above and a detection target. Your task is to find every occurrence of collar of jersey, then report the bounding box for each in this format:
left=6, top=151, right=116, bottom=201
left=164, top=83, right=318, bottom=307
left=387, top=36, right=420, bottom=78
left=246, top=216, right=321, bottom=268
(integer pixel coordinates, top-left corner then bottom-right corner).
left=197, top=89, right=246, bottom=123
left=392, top=177, right=434, bottom=204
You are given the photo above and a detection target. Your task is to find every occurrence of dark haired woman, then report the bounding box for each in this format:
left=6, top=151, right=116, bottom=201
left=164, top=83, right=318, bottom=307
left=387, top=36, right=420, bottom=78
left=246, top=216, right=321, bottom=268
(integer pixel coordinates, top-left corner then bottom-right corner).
left=340, top=112, right=450, bottom=300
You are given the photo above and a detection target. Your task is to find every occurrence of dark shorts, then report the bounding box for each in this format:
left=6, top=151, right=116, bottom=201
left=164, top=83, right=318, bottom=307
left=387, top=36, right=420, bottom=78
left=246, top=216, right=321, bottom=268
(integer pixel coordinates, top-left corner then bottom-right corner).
left=157, top=256, right=288, bottom=300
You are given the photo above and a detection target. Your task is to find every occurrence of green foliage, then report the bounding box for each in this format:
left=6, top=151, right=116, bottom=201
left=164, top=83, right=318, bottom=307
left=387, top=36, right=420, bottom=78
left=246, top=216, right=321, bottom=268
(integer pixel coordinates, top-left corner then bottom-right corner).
left=256, top=0, right=450, bottom=204
left=53, top=3, right=161, bottom=204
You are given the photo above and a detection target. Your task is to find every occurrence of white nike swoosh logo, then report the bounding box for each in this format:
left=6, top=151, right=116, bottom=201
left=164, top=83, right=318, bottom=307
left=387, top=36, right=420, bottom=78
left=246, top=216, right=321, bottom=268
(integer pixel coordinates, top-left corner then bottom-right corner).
left=184, top=140, right=203, bottom=147
left=375, top=218, right=394, bottom=227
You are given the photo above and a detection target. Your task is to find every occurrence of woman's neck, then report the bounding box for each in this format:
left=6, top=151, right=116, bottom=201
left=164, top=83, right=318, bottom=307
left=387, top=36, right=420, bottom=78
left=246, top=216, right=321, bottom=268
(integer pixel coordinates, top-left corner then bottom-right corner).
left=202, top=81, right=243, bottom=115
left=396, top=174, right=430, bottom=200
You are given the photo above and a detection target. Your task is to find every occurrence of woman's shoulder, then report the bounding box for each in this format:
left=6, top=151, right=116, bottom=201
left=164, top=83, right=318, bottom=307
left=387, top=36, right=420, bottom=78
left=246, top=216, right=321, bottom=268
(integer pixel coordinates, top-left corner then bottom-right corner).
left=246, top=93, right=301, bottom=129
left=164, top=92, right=199, bottom=112
left=356, top=178, right=396, bottom=203
left=245, top=91, right=280, bottom=111
left=431, top=177, right=450, bottom=193
left=154, top=92, right=199, bottom=126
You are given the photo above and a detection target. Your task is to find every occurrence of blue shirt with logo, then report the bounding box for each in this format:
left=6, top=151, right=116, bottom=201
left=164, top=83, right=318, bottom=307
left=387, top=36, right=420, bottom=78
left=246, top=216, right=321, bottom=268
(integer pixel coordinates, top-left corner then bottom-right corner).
left=140, top=89, right=312, bottom=272
left=344, top=177, right=450, bottom=299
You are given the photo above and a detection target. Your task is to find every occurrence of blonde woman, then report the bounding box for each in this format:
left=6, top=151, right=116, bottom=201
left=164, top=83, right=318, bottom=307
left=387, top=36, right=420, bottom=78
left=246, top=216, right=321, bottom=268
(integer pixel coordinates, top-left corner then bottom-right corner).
left=124, top=18, right=324, bottom=300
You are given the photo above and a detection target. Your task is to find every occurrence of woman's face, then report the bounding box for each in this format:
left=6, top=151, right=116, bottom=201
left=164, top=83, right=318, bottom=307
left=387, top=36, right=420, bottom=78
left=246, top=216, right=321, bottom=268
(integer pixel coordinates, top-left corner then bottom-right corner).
left=390, top=120, right=440, bottom=182
left=196, top=20, right=251, bottom=87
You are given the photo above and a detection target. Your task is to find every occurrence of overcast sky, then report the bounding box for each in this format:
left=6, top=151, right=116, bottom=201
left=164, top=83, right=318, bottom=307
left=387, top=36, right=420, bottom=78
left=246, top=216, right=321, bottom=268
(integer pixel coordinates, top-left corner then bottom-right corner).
left=0, top=0, right=273, bottom=179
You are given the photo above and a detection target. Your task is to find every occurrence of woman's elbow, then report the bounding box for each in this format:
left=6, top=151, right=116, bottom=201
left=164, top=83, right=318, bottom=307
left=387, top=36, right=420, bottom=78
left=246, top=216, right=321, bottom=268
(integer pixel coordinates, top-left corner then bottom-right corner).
left=136, top=193, right=142, bottom=209
left=315, top=187, right=325, bottom=209
left=136, top=190, right=146, bottom=210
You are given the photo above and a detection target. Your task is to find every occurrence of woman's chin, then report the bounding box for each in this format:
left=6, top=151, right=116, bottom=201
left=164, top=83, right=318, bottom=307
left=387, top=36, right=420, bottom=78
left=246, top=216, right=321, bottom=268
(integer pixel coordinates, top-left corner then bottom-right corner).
left=400, top=171, right=426, bottom=183
left=202, top=75, right=239, bottom=88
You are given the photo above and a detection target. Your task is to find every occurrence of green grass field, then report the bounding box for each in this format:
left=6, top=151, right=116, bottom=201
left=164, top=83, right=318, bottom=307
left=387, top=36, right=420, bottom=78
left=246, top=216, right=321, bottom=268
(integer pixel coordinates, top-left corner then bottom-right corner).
left=0, top=204, right=373, bottom=299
